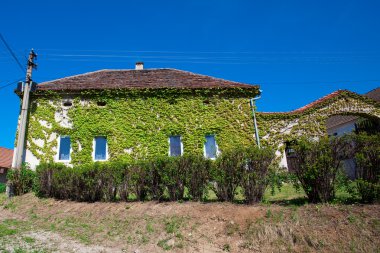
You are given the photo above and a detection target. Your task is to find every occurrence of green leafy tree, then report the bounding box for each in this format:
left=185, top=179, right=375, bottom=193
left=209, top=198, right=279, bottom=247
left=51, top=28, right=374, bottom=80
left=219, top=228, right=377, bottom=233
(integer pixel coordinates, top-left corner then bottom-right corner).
left=289, top=136, right=352, bottom=203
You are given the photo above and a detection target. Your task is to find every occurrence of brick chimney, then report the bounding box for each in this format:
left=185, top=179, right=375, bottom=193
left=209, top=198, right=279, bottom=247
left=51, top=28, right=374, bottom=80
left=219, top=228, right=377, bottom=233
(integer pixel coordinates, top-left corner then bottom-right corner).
left=135, top=62, right=144, bottom=70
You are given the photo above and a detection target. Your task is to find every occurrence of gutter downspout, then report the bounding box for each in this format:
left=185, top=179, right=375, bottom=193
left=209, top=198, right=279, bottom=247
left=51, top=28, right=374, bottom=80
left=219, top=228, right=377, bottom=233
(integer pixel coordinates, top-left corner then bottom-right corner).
left=250, top=90, right=262, bottom=148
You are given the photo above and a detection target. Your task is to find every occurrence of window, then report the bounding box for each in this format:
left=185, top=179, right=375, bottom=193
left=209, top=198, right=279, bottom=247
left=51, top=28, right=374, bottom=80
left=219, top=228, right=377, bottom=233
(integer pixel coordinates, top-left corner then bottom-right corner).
left=62, top=100, right=72, bottom=107
left=58, top=136, right=71, bottom=161
left=97, top=101, right=107, bottom=107
left=169, top=135, right=182, bottom=156
left=204, top=135, right=218, bottom=159
left=94, top=137, right=107, bottom=160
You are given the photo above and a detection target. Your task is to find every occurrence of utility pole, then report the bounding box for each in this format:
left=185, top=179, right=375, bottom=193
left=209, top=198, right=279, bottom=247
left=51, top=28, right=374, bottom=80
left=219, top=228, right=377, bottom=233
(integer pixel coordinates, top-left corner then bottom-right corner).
left=13, top=49, right=37, bottom=169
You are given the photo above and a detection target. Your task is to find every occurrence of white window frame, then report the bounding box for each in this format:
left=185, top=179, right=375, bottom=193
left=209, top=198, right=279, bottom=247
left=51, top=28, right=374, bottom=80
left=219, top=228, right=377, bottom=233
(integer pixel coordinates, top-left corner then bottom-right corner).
left=168, top=135, right=184, bottom=157
left=93, top=136, right=108, bottom=161
left=56, top=135, right=72, bottom=162
left=203, top=134, right=219, bottom=160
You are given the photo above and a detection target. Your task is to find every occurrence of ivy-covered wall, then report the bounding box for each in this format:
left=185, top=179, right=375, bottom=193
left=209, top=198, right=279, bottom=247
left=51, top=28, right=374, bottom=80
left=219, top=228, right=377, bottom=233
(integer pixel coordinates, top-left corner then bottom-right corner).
left=256, top=90, right=380, bottom=167
left=25, top=89, right=257, bottom=167
left=23, top=89, right=380, bottom=170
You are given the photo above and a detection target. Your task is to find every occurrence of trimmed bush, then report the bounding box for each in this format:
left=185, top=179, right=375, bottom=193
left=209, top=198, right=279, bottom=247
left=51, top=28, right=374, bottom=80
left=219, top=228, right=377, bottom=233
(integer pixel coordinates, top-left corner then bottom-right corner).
left=183, top=154, right=212, bottom=201
left=242, top=147, right=276, bottom=204
left=157, top=156, right=186, bottom=201
left=34, top=147, right=276, bottom=203
left=37, top=162, right=124, bottom=201
left=212, top=148, right=246, bottom=202
left=129, top=161, right=152, bottom=201
left=212, top=146, right=277, bottom=203
left=35, top=162, right=66, bottom=198
left=288, top=136, right=352, bottom=203
left=353, top=133, right=380, bottom=203
left=6, top=164, right=36, bottom=196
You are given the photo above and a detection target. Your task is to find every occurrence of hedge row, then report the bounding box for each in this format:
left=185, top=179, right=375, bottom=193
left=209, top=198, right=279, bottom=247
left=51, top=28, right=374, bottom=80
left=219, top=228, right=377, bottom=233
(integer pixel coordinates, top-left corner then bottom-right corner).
left=289, top=133, right=380, bottom=203
left=33, top=146, right=276, bottom=203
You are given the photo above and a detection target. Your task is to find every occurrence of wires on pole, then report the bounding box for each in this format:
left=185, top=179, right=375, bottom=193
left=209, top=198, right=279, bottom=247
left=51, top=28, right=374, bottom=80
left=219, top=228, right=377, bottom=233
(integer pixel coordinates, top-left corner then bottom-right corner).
left=0, top=78, right=23, bottom=91
left=0, top=33, right=25, bottom=73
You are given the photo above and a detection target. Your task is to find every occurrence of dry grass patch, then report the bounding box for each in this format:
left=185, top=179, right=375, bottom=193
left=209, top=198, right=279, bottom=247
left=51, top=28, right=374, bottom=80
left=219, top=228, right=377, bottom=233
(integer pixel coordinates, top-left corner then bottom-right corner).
left=0, top=193, right=379, bottom=252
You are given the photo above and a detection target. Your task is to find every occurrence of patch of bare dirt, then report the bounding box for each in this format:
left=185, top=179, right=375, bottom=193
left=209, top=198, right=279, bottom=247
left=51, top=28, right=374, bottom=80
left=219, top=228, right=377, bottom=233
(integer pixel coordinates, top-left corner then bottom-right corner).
left=0, top=193, right=379, bottom=253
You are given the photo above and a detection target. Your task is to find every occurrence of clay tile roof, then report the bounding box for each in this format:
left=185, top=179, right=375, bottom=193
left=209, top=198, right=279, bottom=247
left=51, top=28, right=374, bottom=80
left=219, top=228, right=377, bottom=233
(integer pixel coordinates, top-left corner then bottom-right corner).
left=262, top=88, right=380, bottom=116
left=290, top=90, right=344, bottom=114
left=36, top=69, right=258, bottom=91
left=365, top=87, right=380, bottom=102
left=262, top=90, right=347, bottom=115
left=0, top=147, right=13, bottom=169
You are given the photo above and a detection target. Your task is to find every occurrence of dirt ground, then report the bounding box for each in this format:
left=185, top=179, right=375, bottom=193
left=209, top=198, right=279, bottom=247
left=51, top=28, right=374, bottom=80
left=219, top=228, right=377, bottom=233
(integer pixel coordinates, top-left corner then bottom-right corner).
left=0, top=193, right=379, bottom=252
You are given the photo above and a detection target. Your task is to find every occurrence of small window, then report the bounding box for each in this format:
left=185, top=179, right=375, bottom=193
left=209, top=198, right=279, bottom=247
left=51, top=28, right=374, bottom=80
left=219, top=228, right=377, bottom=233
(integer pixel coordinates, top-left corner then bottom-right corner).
left=58, top=136, right=71, bottom=160
left=204, top=135, right=217, bottom=159
left=97, top=101, right=107, bottom=107
left=63, top=100, right=72, bottom=107
left=169, top=136, right=182, bottom=156
left=94, top=137, right=107, bottom=160
left=203, top=99, right=211, bottom=105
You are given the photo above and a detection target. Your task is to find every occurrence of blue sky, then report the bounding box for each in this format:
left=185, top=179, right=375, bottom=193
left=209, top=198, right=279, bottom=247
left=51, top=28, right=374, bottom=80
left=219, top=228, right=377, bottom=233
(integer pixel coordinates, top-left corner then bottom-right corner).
left=1, top=0, right=380, bottom=149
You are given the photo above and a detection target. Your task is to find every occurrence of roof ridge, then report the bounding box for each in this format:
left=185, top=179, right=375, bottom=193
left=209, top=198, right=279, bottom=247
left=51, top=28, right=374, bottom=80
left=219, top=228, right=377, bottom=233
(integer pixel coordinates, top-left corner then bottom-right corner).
left=0, top=147, right=13, bottom=151
left=35, top=68, right=259, bottom=91
left=365, top=87, right=380, bottom=95
left=170, top=68, right=254, bottom=86
left=38, top=68, right=181, bottom=85
left=38, top=68, right=256, bottom=87
left=260, top=90, right=349, bottom=114
left=38, top=69, right=109, bottom=86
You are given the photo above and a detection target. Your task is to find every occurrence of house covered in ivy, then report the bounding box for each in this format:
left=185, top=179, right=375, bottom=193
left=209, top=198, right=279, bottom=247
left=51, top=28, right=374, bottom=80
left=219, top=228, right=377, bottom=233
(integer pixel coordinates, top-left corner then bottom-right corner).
left=17, top=63, right=261, bottom=169
left=13, top=63, right=380, bottom=170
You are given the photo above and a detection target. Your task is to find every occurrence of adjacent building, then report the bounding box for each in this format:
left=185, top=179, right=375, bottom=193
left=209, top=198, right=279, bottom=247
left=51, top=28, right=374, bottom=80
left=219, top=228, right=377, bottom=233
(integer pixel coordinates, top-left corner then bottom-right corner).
left=326, top=87, right=380, bottom=137
left=325, top=87, right=380, bottom=178
left=0, top=147, right=13, bottom=183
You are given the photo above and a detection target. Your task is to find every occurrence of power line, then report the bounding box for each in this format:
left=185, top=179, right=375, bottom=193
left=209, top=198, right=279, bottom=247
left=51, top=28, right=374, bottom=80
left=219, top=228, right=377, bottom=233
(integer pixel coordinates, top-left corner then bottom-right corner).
left=0, top=33, right=25, bottom=73
left=35, top=48, right=380, bottom=55
left=28, top=52, right=380, bottom=65
left=41, top=53, right=380, bottom=60
left=1, top=49, right=379, bottom=64
left=0, top=78, right=23, bottom=91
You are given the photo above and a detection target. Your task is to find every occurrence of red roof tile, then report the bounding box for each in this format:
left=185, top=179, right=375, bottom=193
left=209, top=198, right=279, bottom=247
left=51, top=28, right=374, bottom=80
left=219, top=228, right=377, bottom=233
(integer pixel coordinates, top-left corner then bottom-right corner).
left=289, top=90, right=343, bottom=113
left=366, top=87, right=380, bottom=102
left=36, top=69, right=258, bottom=91
left=0, top=147, right=13, bottom=169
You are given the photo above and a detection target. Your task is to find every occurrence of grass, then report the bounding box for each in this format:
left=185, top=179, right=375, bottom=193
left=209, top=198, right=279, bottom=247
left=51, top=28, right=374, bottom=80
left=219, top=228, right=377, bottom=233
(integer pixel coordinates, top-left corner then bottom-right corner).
left=0, top=223, right=18, bottom=237
left=0, top=182, right=374, bottom=252
left=0, top=192, right=379, bottom=252
left=164, top=216, right=184, bottom=234
left=263, top=183, right=306, bottom=202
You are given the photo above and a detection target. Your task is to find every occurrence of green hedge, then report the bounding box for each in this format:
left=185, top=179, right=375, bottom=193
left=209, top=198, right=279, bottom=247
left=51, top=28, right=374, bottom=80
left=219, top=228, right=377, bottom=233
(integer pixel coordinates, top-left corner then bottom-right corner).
left=6, top=164, right=36, bottom=196
left=288, top=133, right=380, bottom=203
left=35, top=146, right=277, bottom=203
left=352, top=133, right=380, bottom=203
